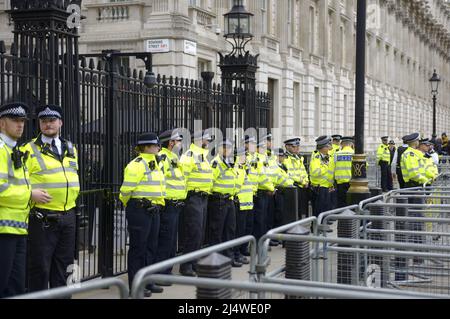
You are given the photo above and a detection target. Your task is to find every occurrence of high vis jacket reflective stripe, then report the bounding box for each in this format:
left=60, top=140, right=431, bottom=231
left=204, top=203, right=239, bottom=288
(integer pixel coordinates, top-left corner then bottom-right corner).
left=211, top=156, right=240, bottom=196
left=245, top=152, right=261, bottom=193
left=309, top=151, right=335, bottom=188
left=235, top=166, right=253, bottom=211
left=400, top=148, right=428, bottom=184
left=23, top=137, right=80, bottom=212
left=119, top=153, right=166, bottom=206
left=334, top=147, right=354, bottom=184
left=0, top=140, right=31, bottom=235
left=376, top=144, right=391, bottom=163
left=159, top=148, right=187, bottom=200
left=284, top=153, right=309, bottom=187
left=180, top=144, right=213, bottom=193
left=273, top=165, right=294, bottom=188
left=418, top=152, right=439, bottom=181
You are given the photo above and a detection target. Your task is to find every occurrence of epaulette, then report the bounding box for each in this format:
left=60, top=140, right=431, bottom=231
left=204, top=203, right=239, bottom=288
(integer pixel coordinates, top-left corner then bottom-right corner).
left=135, top=157, right=143, bottom=163
left=18, top=139, right=33, bottom=147
left=212, top=161, right=218, bottom=169
left=185, top=150, right=193, bottom=157
left=315, top=155, right=320, bottom=159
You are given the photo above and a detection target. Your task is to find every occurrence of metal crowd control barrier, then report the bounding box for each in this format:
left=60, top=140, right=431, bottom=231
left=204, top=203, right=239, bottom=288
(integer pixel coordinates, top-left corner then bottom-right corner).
left=131, top=236, right=258, bottom=299
left=10, top=278, right=129, bottom=299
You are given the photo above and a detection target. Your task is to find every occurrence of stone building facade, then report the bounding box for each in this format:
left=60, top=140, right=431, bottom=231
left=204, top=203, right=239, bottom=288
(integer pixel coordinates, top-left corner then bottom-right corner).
left=0, top=0, right=449, bottom=151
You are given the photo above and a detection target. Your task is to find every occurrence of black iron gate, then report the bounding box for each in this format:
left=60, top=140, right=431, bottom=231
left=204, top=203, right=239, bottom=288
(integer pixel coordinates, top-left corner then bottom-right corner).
left=1, top=2, right=272, bottom=281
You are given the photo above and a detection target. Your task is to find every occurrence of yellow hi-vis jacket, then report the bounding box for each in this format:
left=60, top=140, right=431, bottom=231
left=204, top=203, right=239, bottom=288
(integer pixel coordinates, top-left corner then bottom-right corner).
left=418, top=152, right=439, bottom=181
left=159, top=148, right=187, bottom=201
left=23, top=136, right=80, bottom=212
left=334, top=146, right=354, bottom=184
left=245, top=152, right=261, bottom=193
left=273, top=163, right=294, bottom=188
left=309, top=151, right=335, bottom=188
left=284, top=152, right=309, bottom=187
left=254, top=154, right=275, bottom=192
left=400, top=147, right=428, bottom=185
left=329, top=144, right=341, bottom=157
left=210, top=155, right=240, bottom=197
left=235, top=164, right=254, bottom=211
left=0, top=139, right=31, bottom=235
left=376, top=143, right=391, bottom=164
left=119, top=153, right=166, bottom=207
left=180, top=144, right=213, bottom=193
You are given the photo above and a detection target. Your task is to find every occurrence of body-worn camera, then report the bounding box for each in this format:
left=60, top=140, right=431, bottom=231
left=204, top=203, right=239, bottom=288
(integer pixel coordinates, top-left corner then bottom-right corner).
left=11, top=148, right=29, bottom=169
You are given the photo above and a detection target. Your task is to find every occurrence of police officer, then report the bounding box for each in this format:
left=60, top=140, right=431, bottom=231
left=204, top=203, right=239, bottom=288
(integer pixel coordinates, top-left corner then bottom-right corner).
left=377, top=136, right=391, bottom=192
left=119, top=133, right=166, bottom=296
left=391, top=138, right=409, bottom=189
left=25, top=104, right=80, bottom=292
left=418, top=139, right=438, bottom=182
left=233, top=147, right=253, bottom=264
left=334, top=137, right=354, bottom=208
left=387, top=140, right=396, bottom=190
left=330, top=135, right=342, bottom=157
left=284, top=138, right=309, bottom=219
left=155, top=130, right=186, bottom=280
left=208, top=139, right=241, bottom=266
left=309, top=136, right=335, bottom=217
left=179, top=131, right=213, bottom=277
left=0, top=103, right=36, bottom=298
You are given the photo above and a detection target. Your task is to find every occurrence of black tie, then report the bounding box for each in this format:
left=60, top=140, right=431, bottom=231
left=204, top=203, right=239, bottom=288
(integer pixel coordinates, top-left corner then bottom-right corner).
left=51, top=139, right=59, bottom=156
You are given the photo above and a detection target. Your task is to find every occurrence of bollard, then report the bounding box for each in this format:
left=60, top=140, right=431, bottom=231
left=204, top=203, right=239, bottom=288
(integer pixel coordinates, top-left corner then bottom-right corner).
left=368, top=200, right=389, bottom=287
left=196, top=253, right=232, bottom=299
left=285, top=225, right=310, bottom=299
left=394, top=197, right=408, bottom=281
left=337, top=210, right=359, bottom=285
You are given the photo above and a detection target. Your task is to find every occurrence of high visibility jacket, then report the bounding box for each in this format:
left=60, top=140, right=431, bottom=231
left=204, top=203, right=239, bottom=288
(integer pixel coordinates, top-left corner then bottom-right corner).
left=309, top=151, right=335, bottom=188
left=261, top=150, right=279, bottom=185
left=334, top=146, right=354, bottom=184
left=245, top=152, right=261, bottom=193
left=284, top=152, right=309, bottom=187
left=159, top=148, right=187, bottom=201
left=0, top=140, right=31, bottom=235
left=180, top=144, right=213, bottom=193
left=419, top=153, right=439, bottom=181
left=273, top=163, right=294, bottom=188
left=376, top=144, right=391, bottom=164
left=400, top=147, right=428, bottom=185
left=235, top=165, right=254, bottom=211
left=329, top=144, right=341, bottom=157
left=210, top=155, right=240, bottom=197
left=255, top=154, right=275, bottom=192
left=23, top=136, right=80, bottom=212
left=119, top=153, right=166, bottom=207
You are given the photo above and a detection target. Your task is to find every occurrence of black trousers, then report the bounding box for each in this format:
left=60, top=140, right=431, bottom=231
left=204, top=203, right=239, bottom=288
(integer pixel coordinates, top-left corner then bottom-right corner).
left=0, top=234, right=26, bottom=298
left=253, top=191, right=270, bottom=241
left=207, top=198, right=236, bottom=259
left=396, top=167, right=406, bottom=189
left=241, top=208, right=254, bottom=255
left=379, top=161, right=390, bottom=192
left=311, top=187, right=331, bottom=218
left=336, top=183, right=350, bottom=208
left=28, top=209, right=76, bottom=292
left=266, top=194, right=275, bottom=232
left=125, top=200, right=160, bottom=289
left=180, top=193, right=208, bottom=272
left=234, top=204, right=249, bottom=258
left=298, top=187, right=311, bottom=219
left=155, top=201, right=182, bottom=274
left=273, top=190, right=285, bottom=227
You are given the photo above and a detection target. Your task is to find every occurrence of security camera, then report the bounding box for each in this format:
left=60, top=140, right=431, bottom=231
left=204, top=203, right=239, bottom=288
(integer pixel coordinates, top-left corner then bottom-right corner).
left=215, top=27, right=221, bottom=35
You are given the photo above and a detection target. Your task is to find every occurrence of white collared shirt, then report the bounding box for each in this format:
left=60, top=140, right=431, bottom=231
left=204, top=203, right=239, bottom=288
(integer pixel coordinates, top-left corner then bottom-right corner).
left=0, top=132, right=17, bottom=149
left=41, top=135, right=62, bottom=155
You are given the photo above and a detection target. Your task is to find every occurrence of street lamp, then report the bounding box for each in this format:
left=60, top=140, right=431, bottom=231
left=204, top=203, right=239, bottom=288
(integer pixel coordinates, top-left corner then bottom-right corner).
left=429, top=69, right=440, bottom=140
left=223, top=0, right=254, bottom=55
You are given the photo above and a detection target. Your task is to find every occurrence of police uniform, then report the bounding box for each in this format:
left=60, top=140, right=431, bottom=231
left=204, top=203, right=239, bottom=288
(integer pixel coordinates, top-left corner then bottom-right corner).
left=419, top=139, right=439, bottom=182
left=329, top=135, right=342, bottom=157
left=233, top=147, right=253, bottom=264
left=154, top=130, right=186, bottom=277
left=387, top=140, right=396, bottom=190
left=25, top=105, right=80, bottom=292
left=309, top=136, right=335, bottom=217
left=334, top=137, right=354, bottom=208
left=284, top=138, right=310, bottom=218
left=179, top=131, right=213, bottom=276
left=119, top=133, right=166, bottom=294
left=207, top=140, right=241, bottom=266
left=377, top=136, right=391, bottom=192
left=0, top=103, right=31, bottom=298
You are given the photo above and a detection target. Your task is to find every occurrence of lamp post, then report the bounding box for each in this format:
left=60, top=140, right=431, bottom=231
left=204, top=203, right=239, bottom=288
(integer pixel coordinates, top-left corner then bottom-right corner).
left=347, top=0, right=371, bottom=204
left=219, top=0, right=259, bottom=131
left=429, top=69, right=440, bottom=141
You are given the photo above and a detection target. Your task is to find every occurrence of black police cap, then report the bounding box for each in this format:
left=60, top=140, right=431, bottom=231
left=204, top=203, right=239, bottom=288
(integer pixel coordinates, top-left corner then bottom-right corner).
left=284, top=137, right=301, bottom=146
left=403, top=133, right=420, bottom=143
left=37, top=104, right=63, bottom=119
left=159, top=129, right=183, bottom=143
left=332, top=135, right=343, bottom=141
left=0, top=102, right=29, bottom=119
left=316, top=135, right=332, bottom=148
left=137, top=133, right=160, bottom=146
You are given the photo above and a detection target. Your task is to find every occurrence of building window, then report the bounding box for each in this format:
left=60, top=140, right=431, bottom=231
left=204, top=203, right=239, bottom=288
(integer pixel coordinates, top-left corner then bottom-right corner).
left=314, top=87, right=320, bottom=135
left=328, top=11, right=333, bottom=60
left=340, top=22, right=346, bottom=66
left=309, top=6, right=315, bottom=54
left=293, top=82, right=301, bottom=135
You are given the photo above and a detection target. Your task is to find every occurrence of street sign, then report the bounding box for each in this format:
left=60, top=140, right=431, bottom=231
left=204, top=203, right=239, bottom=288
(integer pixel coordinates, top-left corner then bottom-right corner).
left=145, top=39, right=170, bottom=53
left=184, top=40, right=197, bottom=56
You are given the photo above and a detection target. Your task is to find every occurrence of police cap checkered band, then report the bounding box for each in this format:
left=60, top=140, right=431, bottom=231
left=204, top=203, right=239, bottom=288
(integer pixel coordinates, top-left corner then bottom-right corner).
left=137, top=133, right=160, bottom=145
left=0, top=102, right=28, bottom=119
left=284, top=138, right=301, bottom=146
left=244, top=135, right=257, bottom=143
left=37, top=104, right=63, bottom=119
